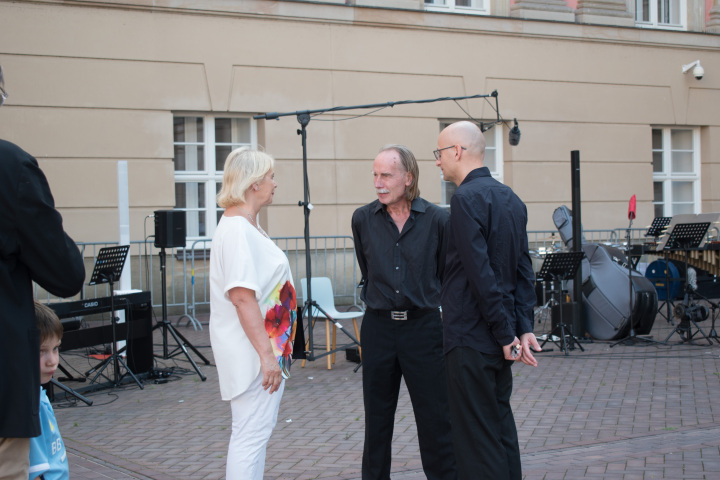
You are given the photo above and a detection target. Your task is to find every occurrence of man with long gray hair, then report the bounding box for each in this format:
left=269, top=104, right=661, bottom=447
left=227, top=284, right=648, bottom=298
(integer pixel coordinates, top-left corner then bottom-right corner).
left=352, top=144, right=456, bottom=480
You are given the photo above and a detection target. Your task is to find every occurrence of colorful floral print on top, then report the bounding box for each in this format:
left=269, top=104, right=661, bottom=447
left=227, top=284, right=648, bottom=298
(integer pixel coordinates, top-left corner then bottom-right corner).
left=265, top=280, right=297, bottom=378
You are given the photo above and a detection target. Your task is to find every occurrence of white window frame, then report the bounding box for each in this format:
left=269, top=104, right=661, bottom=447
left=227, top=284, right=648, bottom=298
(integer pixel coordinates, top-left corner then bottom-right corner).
left=424, top=0, right=489, bottom=16
left=652, top=126, right=701, bottom=217
left=635, top=0, right=687, bottom=30
left=440, top=121, right=504, bottom=208
left=173, top=114, right=257, bottom=243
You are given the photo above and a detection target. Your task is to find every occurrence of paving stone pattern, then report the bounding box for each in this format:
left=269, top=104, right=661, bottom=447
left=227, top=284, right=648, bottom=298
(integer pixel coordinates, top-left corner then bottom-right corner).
left=52, top=311, right=720, bottom=479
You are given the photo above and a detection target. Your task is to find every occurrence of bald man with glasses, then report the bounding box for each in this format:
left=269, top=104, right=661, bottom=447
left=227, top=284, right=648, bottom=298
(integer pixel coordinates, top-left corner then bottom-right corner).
left=434, top=121, right=540, bottom=480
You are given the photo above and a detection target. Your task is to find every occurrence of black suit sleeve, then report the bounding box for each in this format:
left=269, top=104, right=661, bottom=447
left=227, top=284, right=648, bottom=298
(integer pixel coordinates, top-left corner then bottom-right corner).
left=514, top=205, right=538, bottom=336
left=16, top=156, right=85, bottom=297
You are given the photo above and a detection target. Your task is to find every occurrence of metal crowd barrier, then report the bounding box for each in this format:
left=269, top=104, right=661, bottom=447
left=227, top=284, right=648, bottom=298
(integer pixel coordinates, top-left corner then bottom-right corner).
left=182, top=236, right=362, bottom=329
left=35, top=229, right=659, bottom=327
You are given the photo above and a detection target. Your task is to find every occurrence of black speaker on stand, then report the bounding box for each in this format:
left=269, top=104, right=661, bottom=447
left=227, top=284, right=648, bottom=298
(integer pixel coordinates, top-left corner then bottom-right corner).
left=152, top=210, right=208, bottom=380
left=154, top=210, right=186, bottom=249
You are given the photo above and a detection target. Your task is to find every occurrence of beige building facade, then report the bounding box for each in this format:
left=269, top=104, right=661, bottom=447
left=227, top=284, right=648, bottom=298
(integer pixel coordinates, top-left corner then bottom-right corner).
left=1, top=0, right=719, bottom=246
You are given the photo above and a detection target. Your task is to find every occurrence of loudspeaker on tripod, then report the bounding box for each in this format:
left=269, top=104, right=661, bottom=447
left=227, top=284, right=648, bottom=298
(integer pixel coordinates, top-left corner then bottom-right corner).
left=154, top=210, right=186, bottom=248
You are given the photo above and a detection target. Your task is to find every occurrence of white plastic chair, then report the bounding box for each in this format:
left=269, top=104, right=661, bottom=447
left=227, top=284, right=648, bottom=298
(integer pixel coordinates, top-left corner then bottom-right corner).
left=300, top=277, right=364, bottom=369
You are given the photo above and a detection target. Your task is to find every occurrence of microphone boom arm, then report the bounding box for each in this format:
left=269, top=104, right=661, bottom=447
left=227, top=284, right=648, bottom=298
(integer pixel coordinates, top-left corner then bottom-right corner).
left=254, top=92, right=498, bottom=121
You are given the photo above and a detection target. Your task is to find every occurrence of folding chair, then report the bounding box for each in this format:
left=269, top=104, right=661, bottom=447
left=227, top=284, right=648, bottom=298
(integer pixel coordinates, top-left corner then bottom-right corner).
left=300, top=277, right=364, bottom=369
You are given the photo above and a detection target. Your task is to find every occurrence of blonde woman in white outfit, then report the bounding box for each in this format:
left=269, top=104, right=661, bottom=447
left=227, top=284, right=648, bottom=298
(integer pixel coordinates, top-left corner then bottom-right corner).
left=210, top=147, right=297, bottom=480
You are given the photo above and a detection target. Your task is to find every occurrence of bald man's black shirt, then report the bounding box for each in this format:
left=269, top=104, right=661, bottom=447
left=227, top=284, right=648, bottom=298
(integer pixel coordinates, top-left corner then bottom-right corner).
left=441, top=167, right=536, bottom=355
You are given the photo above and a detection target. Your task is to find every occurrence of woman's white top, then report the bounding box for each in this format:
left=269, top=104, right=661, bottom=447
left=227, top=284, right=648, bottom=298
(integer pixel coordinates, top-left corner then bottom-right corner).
left=209, top=215, right=296, bottom=401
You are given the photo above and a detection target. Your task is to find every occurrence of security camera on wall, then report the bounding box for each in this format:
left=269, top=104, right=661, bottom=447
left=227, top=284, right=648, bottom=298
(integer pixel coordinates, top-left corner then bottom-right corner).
left=682, top=60, right=704, bottom=80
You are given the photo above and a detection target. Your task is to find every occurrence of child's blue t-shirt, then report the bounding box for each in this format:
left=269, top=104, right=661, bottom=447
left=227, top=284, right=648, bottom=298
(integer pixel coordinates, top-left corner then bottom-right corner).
left=28, top=388, right=69, bottom=480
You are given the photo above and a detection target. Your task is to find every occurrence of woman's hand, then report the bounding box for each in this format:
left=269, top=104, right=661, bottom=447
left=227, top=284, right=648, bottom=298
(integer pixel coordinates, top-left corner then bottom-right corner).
left=260, top=354, right=283, bottom=394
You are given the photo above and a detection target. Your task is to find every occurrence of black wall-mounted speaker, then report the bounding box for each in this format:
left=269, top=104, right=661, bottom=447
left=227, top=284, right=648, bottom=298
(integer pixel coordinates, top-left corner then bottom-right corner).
left=154, top=210, right=186, bottom=248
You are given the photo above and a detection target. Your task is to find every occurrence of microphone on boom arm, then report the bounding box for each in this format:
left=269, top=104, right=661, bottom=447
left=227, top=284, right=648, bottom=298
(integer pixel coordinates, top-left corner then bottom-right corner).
left=508, top=118, right=521, bottom=146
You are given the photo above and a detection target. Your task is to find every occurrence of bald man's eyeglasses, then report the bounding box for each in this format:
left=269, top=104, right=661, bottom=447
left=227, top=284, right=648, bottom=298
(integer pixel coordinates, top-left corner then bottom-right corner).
left=433, top=145, right=466, bottom=161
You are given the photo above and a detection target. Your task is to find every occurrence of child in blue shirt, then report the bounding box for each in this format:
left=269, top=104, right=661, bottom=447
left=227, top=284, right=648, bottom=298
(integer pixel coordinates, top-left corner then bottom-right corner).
left=28, top=302, right=69, bottom=480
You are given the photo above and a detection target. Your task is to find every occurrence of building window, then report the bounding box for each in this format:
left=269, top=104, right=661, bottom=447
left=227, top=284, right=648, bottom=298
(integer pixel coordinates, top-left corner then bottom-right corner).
left=635, top=0, right=686, bottom=30
left=652, top=127, right=700, bottom=217
left=440, top=121, right=503, bottom=207
left=425, top=0, right=488, bottom=15
left=173, top=115, right=256, bottom=241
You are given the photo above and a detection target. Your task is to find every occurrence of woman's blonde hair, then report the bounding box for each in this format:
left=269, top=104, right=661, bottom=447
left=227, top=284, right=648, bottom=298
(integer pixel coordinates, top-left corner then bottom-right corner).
left=216, top=147, right=274, bottom=208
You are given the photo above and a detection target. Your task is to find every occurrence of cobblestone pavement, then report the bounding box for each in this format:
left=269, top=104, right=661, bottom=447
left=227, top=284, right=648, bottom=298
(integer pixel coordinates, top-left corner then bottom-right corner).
left=51, top=309, right=720, bottom=479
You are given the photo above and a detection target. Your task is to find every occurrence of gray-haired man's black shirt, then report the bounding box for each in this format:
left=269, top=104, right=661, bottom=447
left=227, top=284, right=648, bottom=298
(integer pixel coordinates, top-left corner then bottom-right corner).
left=351, top=197, right=449, bottom=311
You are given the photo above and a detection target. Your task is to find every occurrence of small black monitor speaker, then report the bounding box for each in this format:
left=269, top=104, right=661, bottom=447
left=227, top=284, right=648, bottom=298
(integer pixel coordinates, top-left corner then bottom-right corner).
left=154, top=210, right=186, bottom=248
left=126, top=300, right=154, bottom=374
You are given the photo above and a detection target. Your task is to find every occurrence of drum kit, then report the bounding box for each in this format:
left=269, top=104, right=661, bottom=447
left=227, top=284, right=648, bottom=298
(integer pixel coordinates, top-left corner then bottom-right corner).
left=529, top=234, right=564, bottom=259
left=529, top=235, right=624, bottom=259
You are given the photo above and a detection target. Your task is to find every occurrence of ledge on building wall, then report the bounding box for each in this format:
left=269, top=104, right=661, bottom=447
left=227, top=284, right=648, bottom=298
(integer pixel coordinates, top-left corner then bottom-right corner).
left=708, top=3, right=720, bottom=33
left=574, top=0, right=634, bottom=27
left=351, top=0, right=421, bottom=8
left=510, top=0, right=575, bottom=22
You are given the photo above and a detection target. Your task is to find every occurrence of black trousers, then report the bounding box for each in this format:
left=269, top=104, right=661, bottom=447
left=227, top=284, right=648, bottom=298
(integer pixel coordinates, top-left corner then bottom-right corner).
left=361, top=309, right=457, bottom=480
left=445, top=347, right=521, bottom=480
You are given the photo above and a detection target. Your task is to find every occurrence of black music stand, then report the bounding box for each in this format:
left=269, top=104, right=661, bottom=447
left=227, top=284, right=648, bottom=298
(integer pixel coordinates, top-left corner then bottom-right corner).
left=646, top=217, right=672, bottom=240
left=538, top=252, right=585, bottom=356
left=662, top=222, right=713, bottom=345
left=86, top=246, right=143, bottom=389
